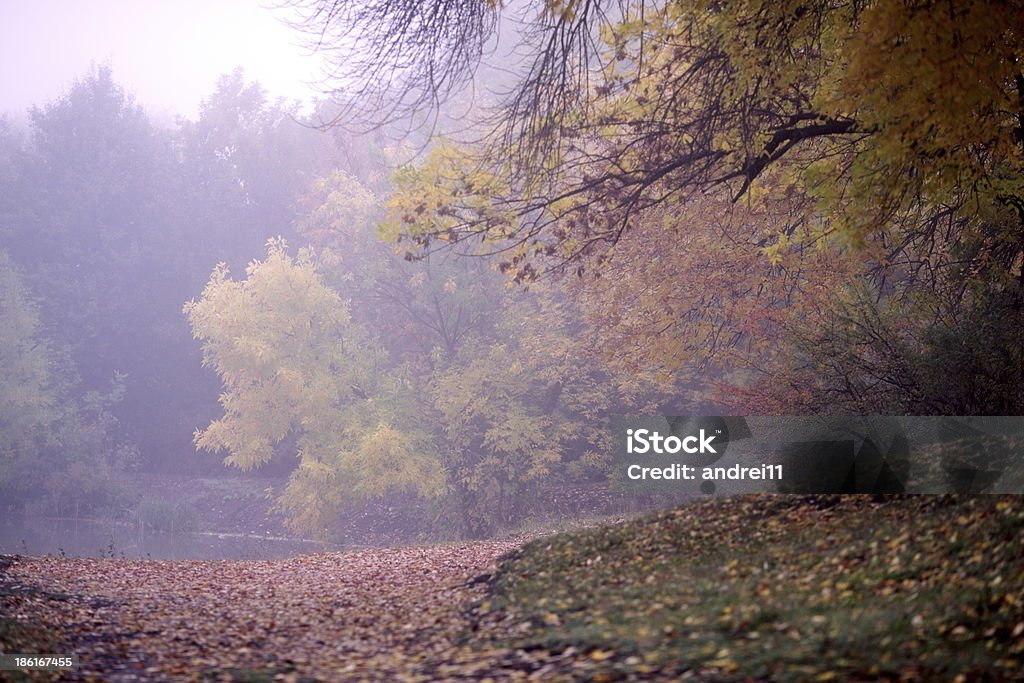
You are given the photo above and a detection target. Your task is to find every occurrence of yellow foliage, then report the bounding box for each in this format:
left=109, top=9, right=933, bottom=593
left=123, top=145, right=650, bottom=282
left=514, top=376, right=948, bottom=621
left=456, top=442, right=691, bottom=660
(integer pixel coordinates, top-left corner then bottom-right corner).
left=185, top=241, right=442, bottom=539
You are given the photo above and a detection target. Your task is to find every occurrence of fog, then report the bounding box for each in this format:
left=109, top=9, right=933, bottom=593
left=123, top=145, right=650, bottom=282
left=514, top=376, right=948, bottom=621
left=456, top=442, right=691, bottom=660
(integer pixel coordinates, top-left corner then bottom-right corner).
left=2, top=1, right=1020, bottom=561
left=2, top=6, right=1020, bottom=681
left=0, top=3, right=686, bottom=560
left=0, top=0, right=323, bottom=118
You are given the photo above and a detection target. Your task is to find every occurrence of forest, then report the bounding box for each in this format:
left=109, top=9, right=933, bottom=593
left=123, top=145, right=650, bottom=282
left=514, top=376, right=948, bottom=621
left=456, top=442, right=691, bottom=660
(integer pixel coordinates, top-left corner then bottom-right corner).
left=1, top=0, right=1023, bottom=680
left=0, top=63, right=669, bottom=541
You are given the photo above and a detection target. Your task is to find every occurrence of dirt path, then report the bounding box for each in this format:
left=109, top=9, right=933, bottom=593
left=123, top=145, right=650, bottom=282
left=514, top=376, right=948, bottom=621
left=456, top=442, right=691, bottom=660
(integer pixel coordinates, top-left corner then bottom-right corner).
left=3, top=542, right=567, bottom=682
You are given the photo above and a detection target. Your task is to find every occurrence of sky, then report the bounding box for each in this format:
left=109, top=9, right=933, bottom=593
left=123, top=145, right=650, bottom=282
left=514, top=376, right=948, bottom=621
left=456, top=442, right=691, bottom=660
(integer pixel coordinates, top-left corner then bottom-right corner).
left=0, top=0, right=328, bottom=120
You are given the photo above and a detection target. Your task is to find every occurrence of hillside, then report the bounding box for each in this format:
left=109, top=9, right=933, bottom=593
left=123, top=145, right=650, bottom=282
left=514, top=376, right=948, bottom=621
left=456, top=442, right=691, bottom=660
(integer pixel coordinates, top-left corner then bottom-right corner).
left=478, top=495, right=1024, bottom=681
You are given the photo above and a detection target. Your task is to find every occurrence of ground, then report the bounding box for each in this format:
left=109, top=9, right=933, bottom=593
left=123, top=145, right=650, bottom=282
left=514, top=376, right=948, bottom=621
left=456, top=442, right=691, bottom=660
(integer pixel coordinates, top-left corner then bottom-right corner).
left=2, top=541, right=532, bottom=682
left=2, top=495, right=1023, bottom=682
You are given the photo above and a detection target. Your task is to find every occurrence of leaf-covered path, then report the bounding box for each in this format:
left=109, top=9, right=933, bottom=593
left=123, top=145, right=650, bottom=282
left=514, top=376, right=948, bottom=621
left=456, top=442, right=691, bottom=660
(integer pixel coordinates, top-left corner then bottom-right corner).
left=2, top=540, right=564, bottom=682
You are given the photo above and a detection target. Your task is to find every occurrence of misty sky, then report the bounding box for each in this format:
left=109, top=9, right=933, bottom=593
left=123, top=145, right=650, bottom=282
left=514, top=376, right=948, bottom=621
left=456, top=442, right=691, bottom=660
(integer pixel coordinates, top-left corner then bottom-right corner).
left=0, top=0, right=327, bottom=119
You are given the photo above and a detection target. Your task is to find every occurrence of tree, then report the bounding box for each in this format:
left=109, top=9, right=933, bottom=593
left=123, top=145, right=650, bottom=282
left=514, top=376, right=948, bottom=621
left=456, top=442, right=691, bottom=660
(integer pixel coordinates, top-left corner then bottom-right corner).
left=185, top=239, right=443, bottom=538
left=0, top=66, right=220, bottom=472
left=0, top=252, right=59, bottom=507
left=370, top=2, right=1020, bottom=277
left=0, top=67, right=361, bottom=473
left=776, top=279, right=1024, bottom=415
left=179, top=68, right=340, bottom=273
left=285, top=0, right=504, bottom=129
left=0, top=252, right=134, bottom=515
left=430, top=285, right=615, bottom=536
left=302, top=163, right=642, bottom=535
left=365, top=1, right=1024, bottom=413
left=14, top=65, right=174, bottom=382
left=292, top=168, right=502, bottom=363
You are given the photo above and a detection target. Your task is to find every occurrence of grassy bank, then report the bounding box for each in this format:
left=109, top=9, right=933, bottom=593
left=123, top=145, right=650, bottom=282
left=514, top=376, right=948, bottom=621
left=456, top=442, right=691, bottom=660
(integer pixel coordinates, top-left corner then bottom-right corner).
left=481, top=495, right=1024, bottom=681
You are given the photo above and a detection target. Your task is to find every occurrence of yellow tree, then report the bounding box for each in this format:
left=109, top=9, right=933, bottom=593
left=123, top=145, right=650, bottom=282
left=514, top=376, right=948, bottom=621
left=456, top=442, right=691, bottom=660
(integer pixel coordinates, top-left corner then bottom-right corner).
left=380, top=1, right=1024, bottom=412
left=185, top=239, right=443, bottom=538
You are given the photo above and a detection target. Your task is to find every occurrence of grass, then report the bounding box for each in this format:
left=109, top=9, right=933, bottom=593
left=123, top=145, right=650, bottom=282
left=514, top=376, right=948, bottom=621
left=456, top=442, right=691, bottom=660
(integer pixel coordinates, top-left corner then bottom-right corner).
left=481, top=495, right=1024, bottom=681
